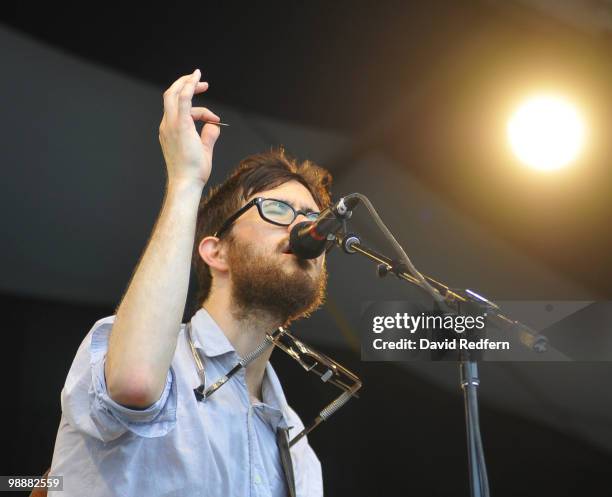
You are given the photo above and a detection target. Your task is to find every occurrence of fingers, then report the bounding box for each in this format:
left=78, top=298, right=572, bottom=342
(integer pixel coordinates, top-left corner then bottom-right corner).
left=200, top=118, right=222, bottom=151
left=177, top=69, right=201, bottom=117
left=162, top=72, right=193, bottom=120
left=190, top=107, right=220, bottom=123
left=194, top=81, right=209, bottom=95
left=192, top=106, right=222, bottom=150
left=162, top=69, right=203, bottom=121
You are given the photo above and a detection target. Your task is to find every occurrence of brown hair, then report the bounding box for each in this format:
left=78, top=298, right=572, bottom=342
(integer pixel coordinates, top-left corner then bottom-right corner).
left=192, top=148, right=332, bottom=306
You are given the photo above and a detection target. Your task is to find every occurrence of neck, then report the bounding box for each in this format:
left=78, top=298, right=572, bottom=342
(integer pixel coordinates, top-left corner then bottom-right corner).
left=202, top=294, right=283, bottom=403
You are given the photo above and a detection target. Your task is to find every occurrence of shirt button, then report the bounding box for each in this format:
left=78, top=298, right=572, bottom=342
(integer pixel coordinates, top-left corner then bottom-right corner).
left=254, top=474, right=262, bottom=485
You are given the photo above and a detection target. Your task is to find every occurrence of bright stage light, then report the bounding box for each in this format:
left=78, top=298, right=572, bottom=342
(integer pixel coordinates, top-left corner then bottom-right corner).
left=507, top=95, right=585, bottom=171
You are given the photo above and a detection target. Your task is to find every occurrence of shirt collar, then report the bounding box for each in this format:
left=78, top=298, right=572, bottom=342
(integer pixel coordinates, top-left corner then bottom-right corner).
left=262, top=362, right=293, bottom=430
left=190, top=308, right=294, bottom=430
left=190, top=308, right=236, bottom=358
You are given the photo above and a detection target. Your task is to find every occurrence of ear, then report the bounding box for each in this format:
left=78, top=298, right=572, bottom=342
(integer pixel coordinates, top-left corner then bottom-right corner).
left=198, top=236, right=229, bottom=273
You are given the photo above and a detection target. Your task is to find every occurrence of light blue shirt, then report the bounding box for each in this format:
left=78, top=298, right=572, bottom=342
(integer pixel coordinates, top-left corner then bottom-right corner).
left=49, top=309, right=323, bottom=497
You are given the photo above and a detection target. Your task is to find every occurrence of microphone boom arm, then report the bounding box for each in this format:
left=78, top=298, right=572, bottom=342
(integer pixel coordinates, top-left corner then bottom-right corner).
left=335, top=232, right=549, bottom=353
left=329, top=199, right=554, bottom=497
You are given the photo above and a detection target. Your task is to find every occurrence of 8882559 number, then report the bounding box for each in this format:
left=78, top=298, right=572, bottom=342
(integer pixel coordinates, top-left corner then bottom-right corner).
left=2, top=476, right=63, bottom=491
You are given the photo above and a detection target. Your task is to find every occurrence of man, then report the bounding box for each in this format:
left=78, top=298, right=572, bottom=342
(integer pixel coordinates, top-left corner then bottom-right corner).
left=48, top=69, right=332, bottom=497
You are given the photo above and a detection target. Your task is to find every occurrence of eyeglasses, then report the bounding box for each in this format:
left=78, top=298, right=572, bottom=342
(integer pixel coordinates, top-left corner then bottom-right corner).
left=214, top=197, right=320, bottom=238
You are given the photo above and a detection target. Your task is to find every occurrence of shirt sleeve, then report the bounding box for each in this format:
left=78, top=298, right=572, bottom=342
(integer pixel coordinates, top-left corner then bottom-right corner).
left=60, top=315, right=177, bottom=442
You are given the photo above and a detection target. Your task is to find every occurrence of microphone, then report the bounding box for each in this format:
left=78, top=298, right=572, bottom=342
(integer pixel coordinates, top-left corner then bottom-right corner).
left=289, top=196, right=359, bottom=259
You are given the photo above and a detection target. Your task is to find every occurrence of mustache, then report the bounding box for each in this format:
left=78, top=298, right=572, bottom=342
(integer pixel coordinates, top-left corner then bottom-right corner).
left=277, top=237, right=313, bottom=269
left=278, top=237, right=296, bottom=256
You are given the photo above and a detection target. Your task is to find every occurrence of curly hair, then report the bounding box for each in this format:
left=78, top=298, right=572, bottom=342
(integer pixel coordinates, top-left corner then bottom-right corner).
left=192, top=148, right=332, bottom=307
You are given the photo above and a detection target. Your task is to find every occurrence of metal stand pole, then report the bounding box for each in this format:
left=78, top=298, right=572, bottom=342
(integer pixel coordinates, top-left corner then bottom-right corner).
left=334, top=228, right=547, bottom=497
left=460, top=360, right=490, bottom=497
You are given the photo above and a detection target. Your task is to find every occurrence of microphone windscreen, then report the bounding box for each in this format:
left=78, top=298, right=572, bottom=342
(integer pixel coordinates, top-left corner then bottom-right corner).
left=289, top=221, right=327, bottom=259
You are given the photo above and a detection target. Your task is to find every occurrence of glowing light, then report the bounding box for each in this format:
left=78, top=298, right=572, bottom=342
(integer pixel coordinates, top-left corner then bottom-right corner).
left=507, top=95, right=585, bottom=171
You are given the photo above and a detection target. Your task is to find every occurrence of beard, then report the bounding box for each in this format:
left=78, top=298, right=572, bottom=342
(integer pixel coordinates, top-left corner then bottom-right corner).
left=226, top=234, right=327, bottom=325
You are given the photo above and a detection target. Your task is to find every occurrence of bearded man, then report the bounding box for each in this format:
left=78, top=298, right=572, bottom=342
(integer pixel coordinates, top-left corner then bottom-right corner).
left=48, top=69, right=331, bottom=497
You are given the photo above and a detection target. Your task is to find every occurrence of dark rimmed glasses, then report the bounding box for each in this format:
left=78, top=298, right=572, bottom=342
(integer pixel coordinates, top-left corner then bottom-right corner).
left=214, top=197, right=320, bottom=238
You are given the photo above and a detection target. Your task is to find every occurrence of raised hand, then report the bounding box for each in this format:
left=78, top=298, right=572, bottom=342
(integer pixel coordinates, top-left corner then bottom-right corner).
left=158, top=69, right=221, bottom=188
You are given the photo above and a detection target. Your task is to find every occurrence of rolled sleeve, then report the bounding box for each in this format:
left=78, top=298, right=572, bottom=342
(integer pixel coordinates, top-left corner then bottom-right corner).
left=62, top=316, right=177, bottom=442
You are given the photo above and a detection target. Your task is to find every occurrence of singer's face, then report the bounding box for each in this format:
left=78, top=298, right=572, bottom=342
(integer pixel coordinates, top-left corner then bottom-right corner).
left=224, top=180, right=327, bottom=324
left=231, top=180, right=325, bottom=272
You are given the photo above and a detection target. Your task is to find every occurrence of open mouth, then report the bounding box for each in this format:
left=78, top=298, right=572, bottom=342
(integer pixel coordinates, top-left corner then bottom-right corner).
left=281, top=241, right=294, bottom=255
left=279, top=245, right=314, bottom=270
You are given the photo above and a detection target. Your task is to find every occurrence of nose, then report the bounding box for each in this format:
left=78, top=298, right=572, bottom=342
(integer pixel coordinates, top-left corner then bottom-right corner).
left=287, top=213, right=312, bottom=233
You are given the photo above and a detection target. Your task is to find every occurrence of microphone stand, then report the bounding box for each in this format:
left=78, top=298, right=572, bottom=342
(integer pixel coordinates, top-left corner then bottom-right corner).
left=332, top=231, right=549, bottom=497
